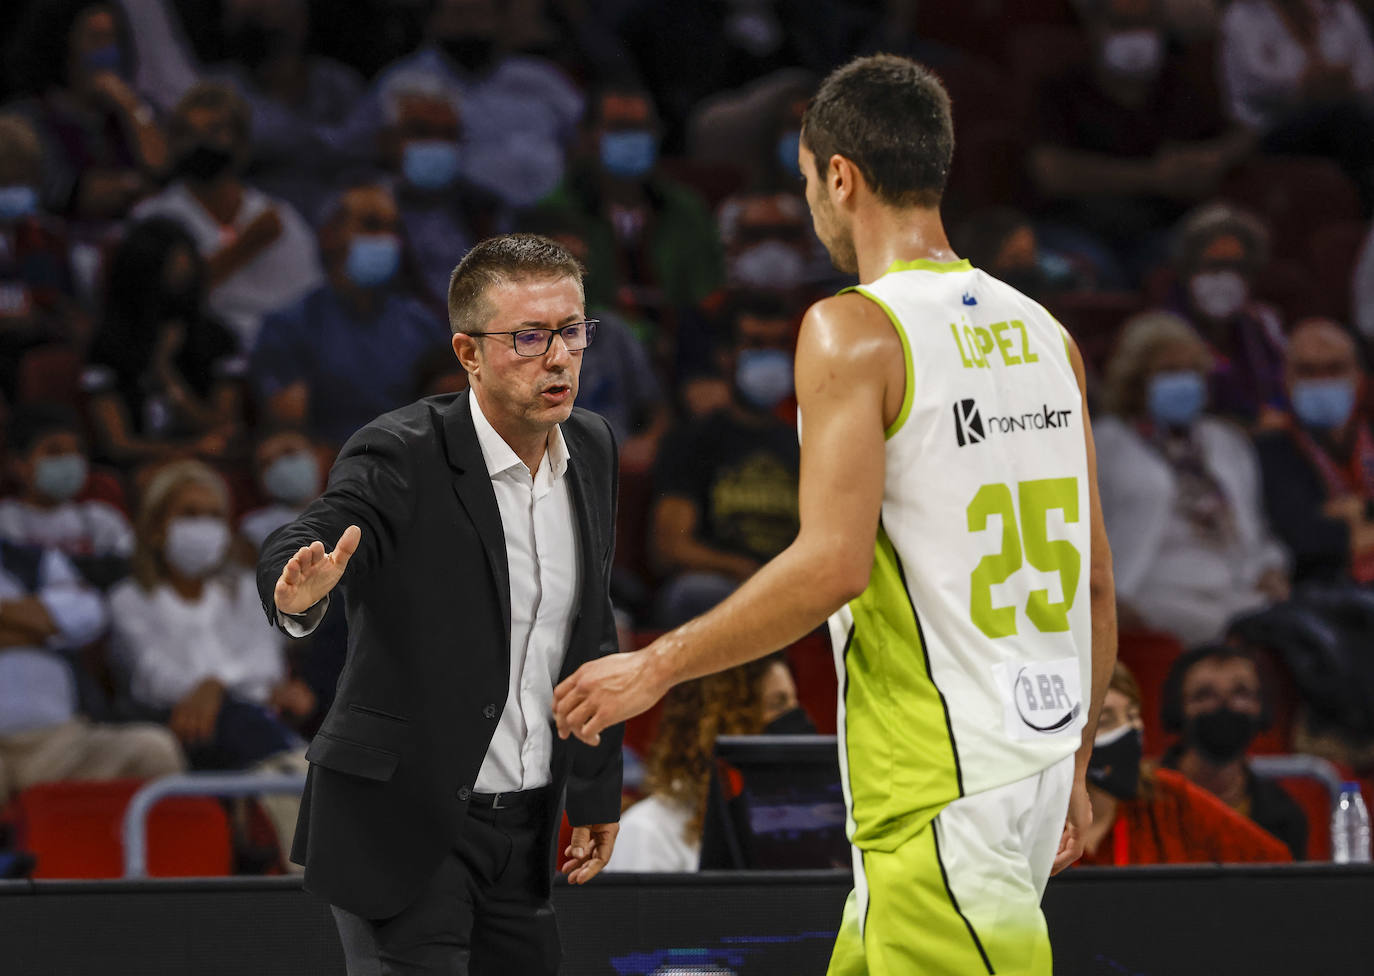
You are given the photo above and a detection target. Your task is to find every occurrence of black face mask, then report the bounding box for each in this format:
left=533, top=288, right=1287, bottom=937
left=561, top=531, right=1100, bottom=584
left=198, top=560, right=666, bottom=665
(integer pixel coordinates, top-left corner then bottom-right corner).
left=763, top=707, right=816, bottom=735
left=1184, top=707, right=1257, bottom=765
left=177, top=143, right=237, bottom=183
left=439, top=35, right=497, bottom=75
left=1087, top=725, right=1143, bottom=800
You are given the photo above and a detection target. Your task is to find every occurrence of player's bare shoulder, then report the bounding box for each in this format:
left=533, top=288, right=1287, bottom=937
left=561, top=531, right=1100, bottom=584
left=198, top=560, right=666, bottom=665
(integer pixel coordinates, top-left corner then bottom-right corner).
left=799, top=293, right=902, bottom=369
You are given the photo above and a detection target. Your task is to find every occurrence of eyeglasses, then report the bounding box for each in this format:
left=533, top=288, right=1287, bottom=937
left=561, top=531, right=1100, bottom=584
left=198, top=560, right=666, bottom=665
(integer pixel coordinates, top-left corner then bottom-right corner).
left=469, top=320, right=597, bottom=358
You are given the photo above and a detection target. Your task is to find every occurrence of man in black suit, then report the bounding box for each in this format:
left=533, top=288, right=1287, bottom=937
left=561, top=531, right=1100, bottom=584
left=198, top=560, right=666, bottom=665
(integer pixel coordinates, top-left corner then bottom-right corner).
left=257, top=234, right=623, bottom=975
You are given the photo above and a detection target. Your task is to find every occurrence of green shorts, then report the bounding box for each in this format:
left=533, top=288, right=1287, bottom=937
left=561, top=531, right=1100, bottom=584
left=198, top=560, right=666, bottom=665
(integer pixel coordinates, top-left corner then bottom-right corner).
left=827, top=755, right=1074, bottom=976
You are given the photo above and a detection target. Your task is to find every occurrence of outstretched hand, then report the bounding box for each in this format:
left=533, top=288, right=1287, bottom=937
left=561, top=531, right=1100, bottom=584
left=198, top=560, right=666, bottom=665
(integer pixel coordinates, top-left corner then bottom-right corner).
left=553, top=648, right=666, bottom=746
left=274, top=525, right=361, bottom=615
left=560, top=822, right=619, bottom=884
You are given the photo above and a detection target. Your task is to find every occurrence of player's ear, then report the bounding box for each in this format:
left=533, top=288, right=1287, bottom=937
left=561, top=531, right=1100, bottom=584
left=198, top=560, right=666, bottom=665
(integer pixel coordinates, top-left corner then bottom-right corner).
left=830, top=154, right=857, bottom=203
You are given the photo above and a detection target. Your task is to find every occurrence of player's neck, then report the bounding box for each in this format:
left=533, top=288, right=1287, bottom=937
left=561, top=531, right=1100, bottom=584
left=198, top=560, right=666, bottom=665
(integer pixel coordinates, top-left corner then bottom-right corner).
left=853, top=205, right=959, bottom=285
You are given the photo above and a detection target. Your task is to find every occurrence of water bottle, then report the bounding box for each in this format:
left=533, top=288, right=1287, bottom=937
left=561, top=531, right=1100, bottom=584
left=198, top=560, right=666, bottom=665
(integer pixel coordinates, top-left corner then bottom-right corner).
left=1332, top=782, right=1371, bottom=864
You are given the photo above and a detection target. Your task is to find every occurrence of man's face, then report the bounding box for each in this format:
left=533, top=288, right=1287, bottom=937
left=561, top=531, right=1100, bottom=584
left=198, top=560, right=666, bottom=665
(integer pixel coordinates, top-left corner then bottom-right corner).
left=397, top=94, right=461, bottom=147
left=330, top=186, right=401, bottom=270
left=173, top=104, right=246, bottom=181
left=1287, top=324, right=1361, bottom=389
left=1180, top=657, right=1264, bottom=723
left=254, top=430, right=311, bottom=476
left=799, top=142, right=856, bottom=274
left=16, top=430, right=83, bottom=495
left=69, top=6, right=122, bottom=88
left=459, top=275, right=586, bottom=438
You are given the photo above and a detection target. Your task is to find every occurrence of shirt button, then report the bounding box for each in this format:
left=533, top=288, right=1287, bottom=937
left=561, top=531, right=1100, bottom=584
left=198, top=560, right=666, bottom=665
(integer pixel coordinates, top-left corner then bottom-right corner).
left=483, top=704, right=497, bottom=719
left=457, top=786, right=471, bottom=800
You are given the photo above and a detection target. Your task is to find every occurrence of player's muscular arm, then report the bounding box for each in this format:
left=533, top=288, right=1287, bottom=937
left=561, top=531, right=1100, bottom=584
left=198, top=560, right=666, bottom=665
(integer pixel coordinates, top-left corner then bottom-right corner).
left=554, top=295, right=897, bottom=741
left=1069, top=333, right=1117, bottom=775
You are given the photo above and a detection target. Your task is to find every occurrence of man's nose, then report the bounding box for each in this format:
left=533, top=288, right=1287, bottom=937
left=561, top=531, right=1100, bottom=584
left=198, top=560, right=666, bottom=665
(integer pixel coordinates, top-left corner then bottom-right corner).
left=544, top=333, right=573, bottom=367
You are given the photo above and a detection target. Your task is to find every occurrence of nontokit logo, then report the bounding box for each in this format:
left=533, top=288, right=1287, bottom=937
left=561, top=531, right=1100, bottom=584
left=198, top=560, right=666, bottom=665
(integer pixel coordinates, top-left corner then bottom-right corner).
left=953, top=399, right=1073, bottom=447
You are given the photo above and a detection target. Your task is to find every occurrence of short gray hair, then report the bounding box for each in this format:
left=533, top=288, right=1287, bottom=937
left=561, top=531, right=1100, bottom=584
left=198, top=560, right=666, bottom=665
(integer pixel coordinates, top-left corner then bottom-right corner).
left=1103, top=310, right=1214, bottom=417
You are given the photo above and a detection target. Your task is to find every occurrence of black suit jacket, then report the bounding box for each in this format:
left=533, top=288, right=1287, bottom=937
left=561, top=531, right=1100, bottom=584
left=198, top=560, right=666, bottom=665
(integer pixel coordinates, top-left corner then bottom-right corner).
left=256, top=391, right=623, bottom=920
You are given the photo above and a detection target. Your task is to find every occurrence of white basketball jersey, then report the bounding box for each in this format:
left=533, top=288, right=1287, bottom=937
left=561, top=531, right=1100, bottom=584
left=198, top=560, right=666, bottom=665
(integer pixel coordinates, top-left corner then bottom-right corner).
left=824, top=258, right=1093, bottom=846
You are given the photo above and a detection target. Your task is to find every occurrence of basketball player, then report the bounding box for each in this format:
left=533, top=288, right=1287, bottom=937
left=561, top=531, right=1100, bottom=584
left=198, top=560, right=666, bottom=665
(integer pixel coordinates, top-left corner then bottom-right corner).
left=555, top=53, right=1116, bottom=975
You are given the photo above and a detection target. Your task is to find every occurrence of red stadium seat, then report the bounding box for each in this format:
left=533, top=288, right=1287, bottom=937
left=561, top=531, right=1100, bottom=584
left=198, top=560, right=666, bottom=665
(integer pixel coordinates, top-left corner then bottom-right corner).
left=1219, top=157, right=1362, bottom=263
left=76, top=467, right=130, bottom=516
left=1306, top=219, right=1370, bottom=322
left=787, top=631, right=838, bottom=735
left=16, top=342, right=82, bottom=406
left=11, top=779, right=232, bottom=879
left=1117, top=628, right=1185, bottom=757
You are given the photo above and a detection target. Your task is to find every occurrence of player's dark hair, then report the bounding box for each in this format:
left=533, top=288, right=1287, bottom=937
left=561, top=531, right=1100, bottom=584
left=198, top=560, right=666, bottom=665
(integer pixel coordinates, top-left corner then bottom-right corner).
left=801, top=54, right=954, bottom=209
left=446, top=234, right=585, bottom=335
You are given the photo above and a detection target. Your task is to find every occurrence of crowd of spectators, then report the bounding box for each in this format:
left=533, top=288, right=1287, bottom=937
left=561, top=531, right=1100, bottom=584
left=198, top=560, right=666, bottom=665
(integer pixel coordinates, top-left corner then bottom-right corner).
left=3, top=0, right=1374, bottom=875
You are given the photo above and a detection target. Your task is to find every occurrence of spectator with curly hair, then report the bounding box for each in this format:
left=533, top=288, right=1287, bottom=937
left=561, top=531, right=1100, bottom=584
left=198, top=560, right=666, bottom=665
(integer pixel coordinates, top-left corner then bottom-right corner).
left=605, top=653, right=812, bottom=872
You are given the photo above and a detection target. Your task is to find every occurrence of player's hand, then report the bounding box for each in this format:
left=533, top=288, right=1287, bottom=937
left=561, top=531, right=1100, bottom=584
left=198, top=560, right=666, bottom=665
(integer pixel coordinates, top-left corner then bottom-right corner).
left=274, top=525, right=360, bottom=616
left=560, top=822, right=619, bottom=884
left=1051, top=781, right=1092, bottom=875
left=554, top=648, right=666, bottom=746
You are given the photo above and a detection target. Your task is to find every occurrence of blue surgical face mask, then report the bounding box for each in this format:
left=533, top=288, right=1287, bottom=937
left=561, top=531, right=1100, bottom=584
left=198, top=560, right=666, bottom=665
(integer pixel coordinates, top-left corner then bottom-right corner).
left=736, top=348, right=794, bottom=411
left=599, top=130, right=657, bottom=180
left=33, top=454, right=88, bottom=502
left=1292, top=378, right=1357, bottom=431
left=0, top=185, right=39, bottom=221
left=402, top=140, right=462, bottom=192
left=345, top=233, right=401, bottom=289
left=1147, top=370, right=1207, bottom=428
left=261, top=450, right=320, bottom=505
left=776, top=130, right=801, bottom=177
left=82, top=43, right=124, bottom=76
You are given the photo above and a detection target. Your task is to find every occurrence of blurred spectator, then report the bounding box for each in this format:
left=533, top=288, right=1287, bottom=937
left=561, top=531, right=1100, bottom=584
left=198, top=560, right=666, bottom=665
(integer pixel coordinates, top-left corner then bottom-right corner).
left=6, top=0, right=166, bottom=222
left=719, top=191, right=833, bottom=297
left=381, top=76, right=508, bottom=303
left=605, top=653, right=813, bottom=872
left=109, top=461, right=315, bottom=760
left=1031, top=0, right=1252, bottom=284
left=1159, top=643, right=1309, bottom=859
left=1078, top=661, right=1292, bottom=865
left=540, top=83, right=724, bottom=315
left=651, top=295, right=800, bottom=626
left=0, top=405, right=133, bottom=588
left=131, top=81, right=322, bottom=351
left=83, top=217, right=246, bottom=467
left=210, top=0, right=365, bottom=222
left=411, top=343, right=469, bottom=398
left=117, top=0, right=201, bottom=113
left=1167, top=203, right=1287, bottom=426
left=250, top=183, right=448, bottom=447
left=521, top=210, right=670, bottom=468
left=688, top=68, right=815, bottom=192
left=1357, top=219, right=1374, bottom=339
left=340, top=0, right=582, bottom=209
left=951, top=207, right=1084, bottom=301
left=237, top=428, right=321, bottom=552
left=1256, top=318, right=1374, bottom=583
left=1220, top=0, right=1374, bottom=198
left=1096, top=312, right=1289, bottom=646
left=0, top=538, right=183, bottom=807
left=0, top=113, right=83, bottom=402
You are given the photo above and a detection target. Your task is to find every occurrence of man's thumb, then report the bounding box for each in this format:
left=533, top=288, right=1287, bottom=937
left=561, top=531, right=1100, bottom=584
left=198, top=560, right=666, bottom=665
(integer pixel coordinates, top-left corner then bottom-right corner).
left=332, top=525, right=362, bottom=566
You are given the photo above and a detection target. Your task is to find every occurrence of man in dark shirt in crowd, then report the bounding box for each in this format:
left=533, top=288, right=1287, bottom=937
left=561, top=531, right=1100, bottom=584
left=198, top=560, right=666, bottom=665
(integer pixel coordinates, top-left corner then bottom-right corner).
left=650, top=292, right=799, bottom=627
left=250, top=183, right=448, bottom=447
left=1029, top=0, right=1252, bottom=283
left=1257, top=319, right=1374, bottom=584
left=1160, top=644, right=1309, bottom=859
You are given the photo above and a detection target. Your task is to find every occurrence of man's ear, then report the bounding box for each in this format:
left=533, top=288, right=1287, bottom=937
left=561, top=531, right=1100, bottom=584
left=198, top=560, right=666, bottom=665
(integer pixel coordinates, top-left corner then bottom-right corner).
left=452, top=332, right=481, bottom=376
left=829, top=154, right=858, bottom=205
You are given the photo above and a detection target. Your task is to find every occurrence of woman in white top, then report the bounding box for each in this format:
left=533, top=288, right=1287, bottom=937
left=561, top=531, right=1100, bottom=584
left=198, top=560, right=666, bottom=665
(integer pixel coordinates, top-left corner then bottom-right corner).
left=1095, top=312, right=1291, bottom=647
left=109, top=460, right=314, bottom=769
left=606, top=653, right=812, bottom=873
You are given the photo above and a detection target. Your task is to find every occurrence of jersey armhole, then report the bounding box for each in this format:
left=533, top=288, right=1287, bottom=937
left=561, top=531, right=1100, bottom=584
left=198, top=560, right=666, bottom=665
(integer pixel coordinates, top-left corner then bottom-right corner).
left=840, top=285, right=914, bottom=440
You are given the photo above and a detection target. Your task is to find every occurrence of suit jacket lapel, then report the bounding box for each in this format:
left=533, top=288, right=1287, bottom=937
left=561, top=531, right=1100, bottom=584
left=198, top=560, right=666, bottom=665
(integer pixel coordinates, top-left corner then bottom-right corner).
left=442, top=392, right=512, bottom=651
left=559, top=418, right=603, bottom=682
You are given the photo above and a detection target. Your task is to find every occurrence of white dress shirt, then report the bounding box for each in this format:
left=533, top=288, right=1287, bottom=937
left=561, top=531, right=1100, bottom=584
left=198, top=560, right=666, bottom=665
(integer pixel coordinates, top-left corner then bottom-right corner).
left=469, top=392, right=581, bottom=792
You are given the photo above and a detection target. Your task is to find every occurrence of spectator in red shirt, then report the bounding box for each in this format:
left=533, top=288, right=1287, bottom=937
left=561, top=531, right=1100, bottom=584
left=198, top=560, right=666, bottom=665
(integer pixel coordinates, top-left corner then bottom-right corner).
left=1079, top=661, right=1292, bottom=865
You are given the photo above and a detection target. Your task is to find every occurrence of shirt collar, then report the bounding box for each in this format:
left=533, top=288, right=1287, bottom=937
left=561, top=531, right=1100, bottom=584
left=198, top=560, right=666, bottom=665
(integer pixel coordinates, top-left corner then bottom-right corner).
left=469, top=390, right=572, bottom=481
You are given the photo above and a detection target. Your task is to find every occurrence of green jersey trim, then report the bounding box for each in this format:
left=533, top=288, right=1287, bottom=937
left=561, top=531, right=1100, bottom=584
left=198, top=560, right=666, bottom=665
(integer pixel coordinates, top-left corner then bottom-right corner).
left=883, top=258, right=974, bottom=276
left=842, top=285, right=915, bottom=439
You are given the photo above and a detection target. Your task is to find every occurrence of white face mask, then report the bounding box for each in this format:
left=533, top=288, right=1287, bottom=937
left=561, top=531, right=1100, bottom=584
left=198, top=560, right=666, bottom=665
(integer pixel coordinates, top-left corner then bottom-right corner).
left=1100, top=28, right=1164, bottom=79
left=730, top=240, right=806, bottom=289
left=1189, top=269, right=1249, bottom=321
left=163, top=516, right=230, bottom=579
